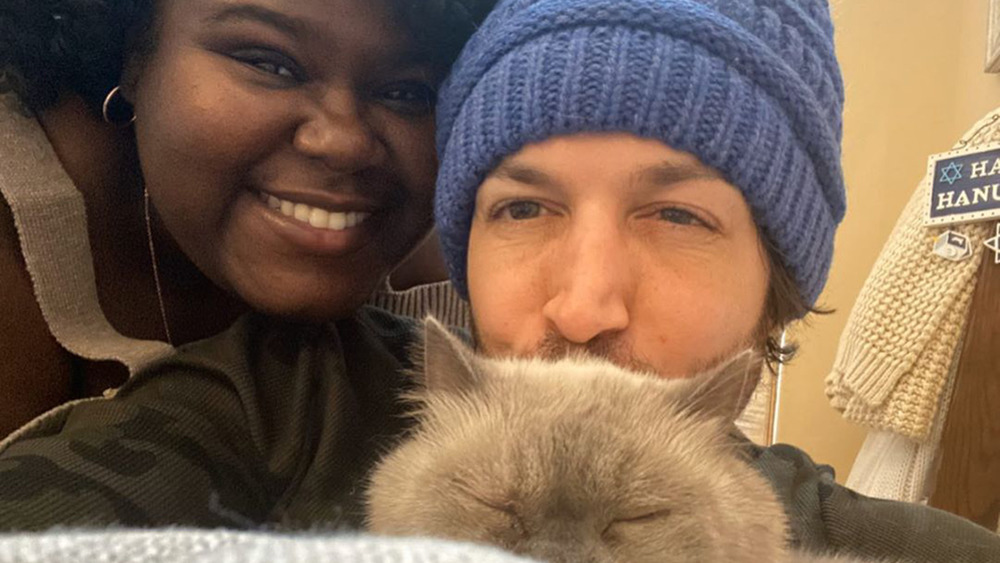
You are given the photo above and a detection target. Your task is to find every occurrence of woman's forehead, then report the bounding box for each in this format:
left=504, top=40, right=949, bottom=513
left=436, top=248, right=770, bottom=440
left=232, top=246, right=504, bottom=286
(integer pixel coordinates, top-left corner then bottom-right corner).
left=169, top=0, right=412, bottom=49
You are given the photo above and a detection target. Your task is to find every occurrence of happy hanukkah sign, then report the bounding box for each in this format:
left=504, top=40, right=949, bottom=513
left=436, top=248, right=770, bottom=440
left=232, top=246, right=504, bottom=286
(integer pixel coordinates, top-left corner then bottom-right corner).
left=926, top=143, right=1000, bottom=226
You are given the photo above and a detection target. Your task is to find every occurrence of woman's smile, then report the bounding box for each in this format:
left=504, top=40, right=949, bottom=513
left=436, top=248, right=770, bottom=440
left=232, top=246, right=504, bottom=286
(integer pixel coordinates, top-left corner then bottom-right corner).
left=257, top=190, right=373, bottom=232
left=250, top=188, right=383, bottom=256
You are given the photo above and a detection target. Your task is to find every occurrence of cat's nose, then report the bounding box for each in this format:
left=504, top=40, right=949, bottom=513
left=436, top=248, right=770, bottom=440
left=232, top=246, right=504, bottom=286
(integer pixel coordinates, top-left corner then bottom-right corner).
left=518, top=535, right=614, bottom=563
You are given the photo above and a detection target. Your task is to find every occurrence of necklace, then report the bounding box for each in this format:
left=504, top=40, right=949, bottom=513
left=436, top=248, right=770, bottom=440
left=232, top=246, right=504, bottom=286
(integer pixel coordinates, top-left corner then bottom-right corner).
left=144, top=188, right=174, bottom=346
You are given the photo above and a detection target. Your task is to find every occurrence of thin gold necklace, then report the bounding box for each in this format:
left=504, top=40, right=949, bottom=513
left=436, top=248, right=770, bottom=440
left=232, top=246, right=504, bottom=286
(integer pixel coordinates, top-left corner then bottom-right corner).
left=143, top=188, right=174, bottom=346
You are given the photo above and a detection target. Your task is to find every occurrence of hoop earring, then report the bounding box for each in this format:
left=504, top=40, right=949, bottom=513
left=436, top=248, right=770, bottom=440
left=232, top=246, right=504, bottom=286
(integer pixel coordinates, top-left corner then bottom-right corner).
left=101, top=86, right=136, bottom=126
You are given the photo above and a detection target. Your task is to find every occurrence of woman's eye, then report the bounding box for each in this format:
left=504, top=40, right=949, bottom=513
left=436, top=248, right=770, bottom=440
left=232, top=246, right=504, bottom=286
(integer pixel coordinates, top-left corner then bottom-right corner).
left=377, top=82, right=438, bottom=116
left=231, top=49, right=302, bottom=81
left=497, top=201, right=543, bottom=221
left=658, top=207, right=707, bottom=227
left=255, top=61, right=295, bottom=79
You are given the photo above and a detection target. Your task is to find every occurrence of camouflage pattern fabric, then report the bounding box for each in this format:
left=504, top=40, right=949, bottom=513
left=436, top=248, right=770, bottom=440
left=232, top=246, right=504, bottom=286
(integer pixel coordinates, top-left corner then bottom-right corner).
left=0, top=308, right=417, bottom=530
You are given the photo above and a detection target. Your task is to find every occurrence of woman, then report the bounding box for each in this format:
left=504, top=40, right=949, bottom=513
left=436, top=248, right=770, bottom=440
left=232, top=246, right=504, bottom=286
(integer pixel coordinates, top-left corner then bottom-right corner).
left=0, top=0, right=491, bottom=436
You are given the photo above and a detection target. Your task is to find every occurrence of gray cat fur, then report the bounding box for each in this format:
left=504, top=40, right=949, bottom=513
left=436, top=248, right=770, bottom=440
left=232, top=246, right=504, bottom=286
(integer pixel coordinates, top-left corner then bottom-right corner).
left=367, top=318, right=896, bottom=562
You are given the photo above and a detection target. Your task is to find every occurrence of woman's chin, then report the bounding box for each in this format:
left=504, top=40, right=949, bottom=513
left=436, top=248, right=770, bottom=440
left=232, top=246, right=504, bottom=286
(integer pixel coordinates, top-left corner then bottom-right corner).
left=236, top=276, right=385, bottom=323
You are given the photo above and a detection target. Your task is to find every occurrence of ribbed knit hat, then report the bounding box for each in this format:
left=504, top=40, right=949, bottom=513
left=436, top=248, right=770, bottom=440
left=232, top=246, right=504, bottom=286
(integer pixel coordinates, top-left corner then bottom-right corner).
left=434, top=0, right=846, bottom=308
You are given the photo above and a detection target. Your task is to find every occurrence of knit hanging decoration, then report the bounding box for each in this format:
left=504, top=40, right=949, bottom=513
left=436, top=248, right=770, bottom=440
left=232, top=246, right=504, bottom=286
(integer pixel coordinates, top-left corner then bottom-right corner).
left=434, top=0, right=846, bottom=309
left=826, top=107, right=1000, bottom=442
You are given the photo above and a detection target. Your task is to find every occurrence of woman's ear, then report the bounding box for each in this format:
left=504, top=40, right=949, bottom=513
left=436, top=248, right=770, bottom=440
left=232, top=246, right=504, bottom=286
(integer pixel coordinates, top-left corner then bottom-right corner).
left=117, top=61, right=142, bottom=105
left=118, top=21, right=161, bottom=106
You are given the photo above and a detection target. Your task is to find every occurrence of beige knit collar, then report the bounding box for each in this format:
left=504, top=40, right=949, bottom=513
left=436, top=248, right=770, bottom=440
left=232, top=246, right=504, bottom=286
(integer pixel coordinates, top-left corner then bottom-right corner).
left=0, top=95, right=172, bottom=374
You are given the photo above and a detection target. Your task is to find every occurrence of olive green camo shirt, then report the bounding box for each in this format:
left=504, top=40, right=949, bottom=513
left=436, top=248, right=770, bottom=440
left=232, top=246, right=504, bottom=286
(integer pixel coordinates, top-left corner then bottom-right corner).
left=0, top=308, right=417, bottom=530
left=0, top=308, right=998, bottom=562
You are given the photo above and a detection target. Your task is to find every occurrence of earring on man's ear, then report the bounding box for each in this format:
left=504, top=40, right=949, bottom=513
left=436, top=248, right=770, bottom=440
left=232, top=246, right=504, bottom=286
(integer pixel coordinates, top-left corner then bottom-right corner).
left=102, top=86, right=136, bottom=126
left=765, top=328, right=788, bottom=446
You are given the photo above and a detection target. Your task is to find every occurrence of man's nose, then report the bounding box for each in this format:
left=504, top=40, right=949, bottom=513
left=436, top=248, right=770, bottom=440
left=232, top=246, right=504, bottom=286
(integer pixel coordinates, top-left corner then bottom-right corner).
left=292, top=88, right=382, bottom=172
left=542, top=221, right=631, bottom=344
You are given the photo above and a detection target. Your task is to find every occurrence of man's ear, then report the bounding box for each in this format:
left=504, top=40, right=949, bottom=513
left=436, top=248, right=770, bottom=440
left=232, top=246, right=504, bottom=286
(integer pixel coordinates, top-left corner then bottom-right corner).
left=420, top=316, right=480, bottom=393
left=673, top=350, right=763, bottom=422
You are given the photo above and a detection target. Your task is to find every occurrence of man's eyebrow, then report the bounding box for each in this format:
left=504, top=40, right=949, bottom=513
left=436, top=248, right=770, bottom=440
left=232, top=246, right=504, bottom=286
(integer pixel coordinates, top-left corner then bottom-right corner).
left=490, top=162, right=562, bottom=190
left=206, top=4, right=307, bottom=37
left=635, top=161, right=726, bottom=187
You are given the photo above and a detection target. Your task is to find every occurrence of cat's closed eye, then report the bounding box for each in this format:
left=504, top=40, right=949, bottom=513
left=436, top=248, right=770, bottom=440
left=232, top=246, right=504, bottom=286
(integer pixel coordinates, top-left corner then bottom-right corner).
left=472, top=495, right=519, bottom=520
left=451, top=479, right=529, bottom=541
left=602, top=508, right=673, bottom=542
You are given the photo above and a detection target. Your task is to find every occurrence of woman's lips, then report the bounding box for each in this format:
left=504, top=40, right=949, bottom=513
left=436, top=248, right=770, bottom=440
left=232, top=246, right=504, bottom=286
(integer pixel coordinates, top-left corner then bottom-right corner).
left=250, top=189, right=384, bottom=256
left=256, top=190, right=372, bottom=231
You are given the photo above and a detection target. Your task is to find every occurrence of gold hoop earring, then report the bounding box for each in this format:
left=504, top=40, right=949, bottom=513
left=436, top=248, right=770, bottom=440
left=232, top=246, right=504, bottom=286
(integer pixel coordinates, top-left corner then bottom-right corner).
left=101, top=86, right=136, bottom=126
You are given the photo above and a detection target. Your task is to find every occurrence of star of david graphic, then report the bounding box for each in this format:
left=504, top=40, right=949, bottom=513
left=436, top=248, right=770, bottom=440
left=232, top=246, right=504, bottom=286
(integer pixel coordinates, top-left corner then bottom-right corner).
left=939, top=162, right=964, bottom=186
left=985, top=223, right=1000, bottom=265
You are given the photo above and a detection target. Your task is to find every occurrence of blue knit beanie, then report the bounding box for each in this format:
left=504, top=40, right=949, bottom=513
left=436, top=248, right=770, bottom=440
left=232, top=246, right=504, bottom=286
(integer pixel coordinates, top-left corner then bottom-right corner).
left=435, top=0, right=846, bottom=308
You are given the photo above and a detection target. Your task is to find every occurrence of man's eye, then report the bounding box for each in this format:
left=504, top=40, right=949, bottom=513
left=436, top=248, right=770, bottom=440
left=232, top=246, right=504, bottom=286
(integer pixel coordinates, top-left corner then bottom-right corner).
left=500, top=201, right=543, bottom=220
left=659, top=207, right=706, bottom=227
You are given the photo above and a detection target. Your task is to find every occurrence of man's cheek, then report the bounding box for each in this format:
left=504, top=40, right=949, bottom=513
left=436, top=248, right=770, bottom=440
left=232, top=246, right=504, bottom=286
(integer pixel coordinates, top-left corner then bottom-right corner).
left=473, top=300, right=538, bottom=358
left=472, top=304, right=517, bottom=354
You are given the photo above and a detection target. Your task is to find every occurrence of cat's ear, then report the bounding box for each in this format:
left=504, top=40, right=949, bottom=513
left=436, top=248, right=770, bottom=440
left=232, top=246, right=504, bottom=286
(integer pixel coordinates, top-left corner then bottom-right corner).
left=421, top=316, right=480, bottom=392
left=673, top=350, right=762, bottom=422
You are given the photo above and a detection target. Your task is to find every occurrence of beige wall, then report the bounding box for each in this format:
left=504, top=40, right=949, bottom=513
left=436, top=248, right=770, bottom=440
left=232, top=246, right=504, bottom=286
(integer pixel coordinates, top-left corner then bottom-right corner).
left=776, top=0, right=1000, bottom=481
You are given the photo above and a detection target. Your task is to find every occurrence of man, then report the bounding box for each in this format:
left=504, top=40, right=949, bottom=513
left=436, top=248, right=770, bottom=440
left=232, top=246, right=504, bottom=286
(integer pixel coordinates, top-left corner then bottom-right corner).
left=426, top=0, right=1000, bottom=560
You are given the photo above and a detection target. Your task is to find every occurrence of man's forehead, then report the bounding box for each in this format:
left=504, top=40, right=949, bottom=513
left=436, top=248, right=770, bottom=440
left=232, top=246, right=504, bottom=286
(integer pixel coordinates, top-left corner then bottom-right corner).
left=486, top=135, right=730, bottom=196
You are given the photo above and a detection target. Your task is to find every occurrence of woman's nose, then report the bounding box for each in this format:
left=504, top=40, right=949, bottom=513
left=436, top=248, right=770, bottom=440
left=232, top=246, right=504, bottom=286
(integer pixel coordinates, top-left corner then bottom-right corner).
left=293, top=89, right=381, bottom=172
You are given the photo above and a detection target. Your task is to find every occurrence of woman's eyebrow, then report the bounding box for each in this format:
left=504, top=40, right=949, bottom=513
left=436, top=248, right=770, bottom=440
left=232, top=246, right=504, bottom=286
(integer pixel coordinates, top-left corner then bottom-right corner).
left=206, top=4, right=308, bottom=38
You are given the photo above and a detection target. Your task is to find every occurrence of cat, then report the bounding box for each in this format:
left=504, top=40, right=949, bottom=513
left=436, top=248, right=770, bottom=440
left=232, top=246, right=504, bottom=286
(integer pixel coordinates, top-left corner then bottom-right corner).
left=366, top=317, right=890, bottom=563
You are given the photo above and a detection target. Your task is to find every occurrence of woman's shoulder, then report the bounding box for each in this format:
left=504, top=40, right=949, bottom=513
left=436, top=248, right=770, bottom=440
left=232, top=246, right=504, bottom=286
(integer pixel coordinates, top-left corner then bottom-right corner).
left=0, top=188, right=18, bottom=251
left=0, top=193, right=76, bottom=438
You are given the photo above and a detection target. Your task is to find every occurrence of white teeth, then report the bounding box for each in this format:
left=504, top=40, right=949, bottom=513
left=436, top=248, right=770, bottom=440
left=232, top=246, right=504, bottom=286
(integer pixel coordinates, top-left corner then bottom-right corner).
left=309, top=208, right=329, bottom=228
left=260, top=191, right=371, bottom=232
left=293, top=203, right=311, bottom=222
left=328, top=212, right=347, bottom=230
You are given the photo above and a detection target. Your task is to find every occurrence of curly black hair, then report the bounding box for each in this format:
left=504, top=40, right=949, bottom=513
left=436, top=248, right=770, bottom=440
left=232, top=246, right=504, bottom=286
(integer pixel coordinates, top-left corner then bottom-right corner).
left=0, top=0, right=496, bottom=115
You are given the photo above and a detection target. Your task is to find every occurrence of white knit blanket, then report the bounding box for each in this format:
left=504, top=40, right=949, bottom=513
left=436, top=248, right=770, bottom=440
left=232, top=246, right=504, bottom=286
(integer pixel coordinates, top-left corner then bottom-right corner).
left=0, top=529, right=538, bottom=563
